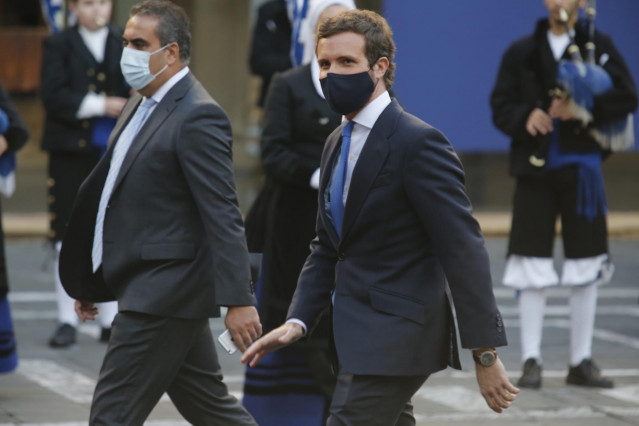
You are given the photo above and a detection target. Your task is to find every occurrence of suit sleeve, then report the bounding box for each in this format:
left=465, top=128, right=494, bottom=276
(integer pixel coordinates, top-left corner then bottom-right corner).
left=403, top=127, right=507, bottom=349
left=286, top=136, right=339, bottom=330
left=40, top=34, right=86, bottom=125
left=591, top=34, right=638, bottom=125
left=177, top=103, right=256, bottom=307
left=286, top=214, right=337, bottom=331
left=0, top=84, right=29, bottom=152
left=490, top=44, right=536, bottom=142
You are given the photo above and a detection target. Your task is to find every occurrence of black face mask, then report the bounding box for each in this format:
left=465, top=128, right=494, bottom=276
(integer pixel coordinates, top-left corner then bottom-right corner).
left=320, top=70, right=376, bottom=115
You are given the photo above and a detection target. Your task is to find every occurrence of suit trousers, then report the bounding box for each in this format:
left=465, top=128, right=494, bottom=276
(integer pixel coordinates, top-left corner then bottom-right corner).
left=90, top=311, right=256, bottom=426
left=326, top=368, right=428, bottom=426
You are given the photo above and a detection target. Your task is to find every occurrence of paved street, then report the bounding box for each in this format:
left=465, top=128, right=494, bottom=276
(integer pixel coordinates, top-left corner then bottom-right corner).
left=1, top=237, right=638, bottom=425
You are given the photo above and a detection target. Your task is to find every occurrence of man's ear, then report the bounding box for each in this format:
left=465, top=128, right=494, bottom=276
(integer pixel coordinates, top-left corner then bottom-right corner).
left=373, top=57, right=389, bottom=79
left=166, top=42, right=180, bottom=65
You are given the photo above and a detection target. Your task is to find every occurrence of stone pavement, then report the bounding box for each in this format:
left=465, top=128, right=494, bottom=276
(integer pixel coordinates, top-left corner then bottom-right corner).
left=1, top=237, right=638, bottom=425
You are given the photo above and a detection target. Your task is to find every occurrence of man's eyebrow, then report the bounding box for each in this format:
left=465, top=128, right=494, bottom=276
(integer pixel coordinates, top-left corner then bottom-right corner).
left=125, top=37, right=150, bottom=46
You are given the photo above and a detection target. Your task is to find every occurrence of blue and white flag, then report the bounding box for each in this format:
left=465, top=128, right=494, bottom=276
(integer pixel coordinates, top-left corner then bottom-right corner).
left=40, top=0, right=75, bottom=33
left=287, top=0, right=309, bottom=67
left=0, top=109, right=16, bottom=198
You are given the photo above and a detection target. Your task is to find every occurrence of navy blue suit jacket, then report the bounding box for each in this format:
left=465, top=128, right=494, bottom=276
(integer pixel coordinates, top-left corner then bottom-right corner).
left=287, top=99, right=507, bottom=376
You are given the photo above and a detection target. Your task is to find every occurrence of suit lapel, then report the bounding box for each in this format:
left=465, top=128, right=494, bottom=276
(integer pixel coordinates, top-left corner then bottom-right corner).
left=69, top=26, right=98, bottom=66
left=340, top=101, right=400, bottom=241
left=111, top=72, right=195, bottom=193
left=108, top=95, right=142, bottom=149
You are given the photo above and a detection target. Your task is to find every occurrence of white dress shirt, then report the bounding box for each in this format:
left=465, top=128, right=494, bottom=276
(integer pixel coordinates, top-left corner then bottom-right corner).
left=338, top=90, right=391, bottom=205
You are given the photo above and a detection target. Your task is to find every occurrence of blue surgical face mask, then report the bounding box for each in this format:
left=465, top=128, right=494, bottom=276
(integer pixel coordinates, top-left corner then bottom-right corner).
left=120, top=44, right=169, bottom=90
left=319, top=70, right=376, bottom=116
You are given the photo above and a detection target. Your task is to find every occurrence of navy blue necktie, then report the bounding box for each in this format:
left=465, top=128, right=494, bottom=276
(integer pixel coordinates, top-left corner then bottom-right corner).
left=330, top=121, right=354, bottom=236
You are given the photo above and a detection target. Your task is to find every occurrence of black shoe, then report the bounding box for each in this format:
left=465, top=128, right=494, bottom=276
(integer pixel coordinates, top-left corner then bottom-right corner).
left=48, top=323, right=76, bottom=348
left=566, top=359, right=614, bottom=388
left=99, top=327, right=111, bottom=343
left=517, top=358, right=542, bottom=389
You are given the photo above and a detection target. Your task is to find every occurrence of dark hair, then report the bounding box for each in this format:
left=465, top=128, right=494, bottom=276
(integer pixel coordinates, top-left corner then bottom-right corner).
left=317, top=9, right=396, bottom=88
left=130, top=0, right=191, bottom=65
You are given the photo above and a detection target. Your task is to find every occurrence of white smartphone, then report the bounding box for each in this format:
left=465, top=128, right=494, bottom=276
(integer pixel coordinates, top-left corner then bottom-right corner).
left=217, top=329, right=238, bottom=354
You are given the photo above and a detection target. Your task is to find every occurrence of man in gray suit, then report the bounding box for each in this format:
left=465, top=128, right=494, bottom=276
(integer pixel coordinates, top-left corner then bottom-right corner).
left=58, top=1, right=260, bottom=424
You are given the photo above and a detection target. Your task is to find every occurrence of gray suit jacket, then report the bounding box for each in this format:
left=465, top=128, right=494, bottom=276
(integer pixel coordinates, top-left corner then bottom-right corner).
left=59, top=72, right=256, bottom=318
left=288, top=100, right=507, bottom=376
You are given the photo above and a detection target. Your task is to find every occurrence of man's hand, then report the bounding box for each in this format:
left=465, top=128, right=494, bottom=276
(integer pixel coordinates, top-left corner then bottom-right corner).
left=549, top=97, right=592, bottom=125
left=104, top=96, right=127, bottom=118
left=0, top=135, right=8, bottom=156
left=241, top=322, right=304, bottom=367
left=526, top=108, right=554, bottom=136
left=475, top=357, right=520, bottom=413
left=548, top=97, right=578, bottom=121
left=75, top=300, right=98, bottom=322
left=225, top=305, right=262, bottom=353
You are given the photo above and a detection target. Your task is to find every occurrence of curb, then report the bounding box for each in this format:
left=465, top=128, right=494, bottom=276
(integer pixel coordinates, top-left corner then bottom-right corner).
left=3, top=212, right=639, bottom=238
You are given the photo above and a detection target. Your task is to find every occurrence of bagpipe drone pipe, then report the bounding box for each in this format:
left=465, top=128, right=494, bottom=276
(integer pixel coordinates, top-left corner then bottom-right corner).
left=555, top=0, right=634, bottom=152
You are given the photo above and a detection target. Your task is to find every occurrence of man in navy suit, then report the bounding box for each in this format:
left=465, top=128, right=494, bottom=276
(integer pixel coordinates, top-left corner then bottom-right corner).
left=243, top=9, right=519, bottom=425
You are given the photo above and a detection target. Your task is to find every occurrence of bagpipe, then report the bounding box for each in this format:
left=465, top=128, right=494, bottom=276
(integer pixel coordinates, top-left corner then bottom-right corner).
left=530, top=0, right=635, bottom=167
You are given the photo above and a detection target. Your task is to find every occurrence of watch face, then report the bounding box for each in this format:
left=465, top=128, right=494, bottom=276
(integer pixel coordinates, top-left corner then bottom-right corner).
left=480, top=351, right=496, bottom=366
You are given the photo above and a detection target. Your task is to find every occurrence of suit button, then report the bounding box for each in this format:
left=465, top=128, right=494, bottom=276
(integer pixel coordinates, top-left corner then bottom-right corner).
left=79, top=139, right=87, bottom=148
left=47, top=178, right=55, bottom=187
left=87, top=68, right=95, bottom=77
left=97, top=72, right=106, bottom=82
left=88, top=84, right=97, bottom=92
left=338, top=253, right=345, bottom=261
left=82, top=120, right=90, bottom=129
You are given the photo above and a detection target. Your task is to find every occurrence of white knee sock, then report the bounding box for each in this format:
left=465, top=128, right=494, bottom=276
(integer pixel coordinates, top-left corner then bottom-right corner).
left=54, top=249, right=79, bottom=327
left=97, top=301, right=118, bottom=328
left=569, top=284, right=598, bottom=366
left=55, top=242, right=119, bottom=329
left=519, top=289, right=547, bottom=363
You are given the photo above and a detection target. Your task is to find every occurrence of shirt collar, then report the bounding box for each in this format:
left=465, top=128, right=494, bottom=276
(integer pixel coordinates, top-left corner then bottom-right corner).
left=347, top=90, right=391, bottom=130
left=78, top=25, right=108, bottom=41
left=150, top=66, right=190, bottom=104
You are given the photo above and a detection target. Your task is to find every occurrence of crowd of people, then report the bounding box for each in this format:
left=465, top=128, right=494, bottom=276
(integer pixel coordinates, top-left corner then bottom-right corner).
left=0, top=0, right=635, bottom=424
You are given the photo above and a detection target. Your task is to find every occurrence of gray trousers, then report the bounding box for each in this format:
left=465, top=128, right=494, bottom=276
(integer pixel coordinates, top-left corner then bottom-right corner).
left=90, top=311, right=256, bottom=426
left=326, top=369, right=428, bottom=426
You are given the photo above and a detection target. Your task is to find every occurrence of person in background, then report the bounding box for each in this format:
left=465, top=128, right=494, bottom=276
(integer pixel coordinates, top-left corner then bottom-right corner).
left=0, top=82, right=29, bottom=374
left=242, top=2, right=354, bottom=424
left=243, top=10, right=519, bottom=425
left=249, top=0, right=292, bottom=108
left=490, top=0, right=637, bottom=389
left=40, top=0, right=128, bottom=348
